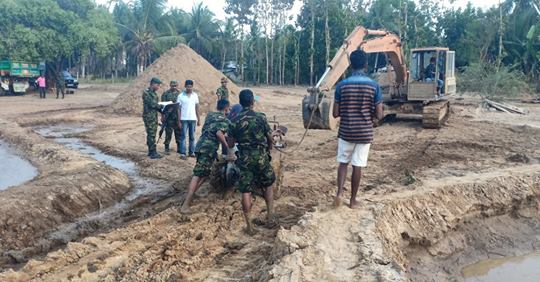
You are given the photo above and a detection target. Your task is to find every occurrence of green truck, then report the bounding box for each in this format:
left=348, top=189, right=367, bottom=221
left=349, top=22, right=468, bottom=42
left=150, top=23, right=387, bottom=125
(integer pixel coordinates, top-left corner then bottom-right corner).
left=0, top=60, right=44, bottom=95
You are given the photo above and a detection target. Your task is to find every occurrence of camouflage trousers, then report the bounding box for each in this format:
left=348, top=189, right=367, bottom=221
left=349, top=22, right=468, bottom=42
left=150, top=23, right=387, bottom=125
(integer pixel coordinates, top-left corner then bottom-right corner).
left=143, top=114, right=158, bottom=151
left=193, top=151, right=217, bottom=177
left=236, top=147, right=275, bottom=195
left=164, top=119, right=181, bottom=149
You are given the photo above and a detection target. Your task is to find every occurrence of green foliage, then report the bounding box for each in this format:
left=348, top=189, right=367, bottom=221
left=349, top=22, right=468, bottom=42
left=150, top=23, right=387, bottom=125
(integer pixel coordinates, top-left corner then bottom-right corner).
left=2, top=0, right=539, bottom=88
left=458, top=62, right=530, bottom=98
left=0, top=0, right=119, bottom=78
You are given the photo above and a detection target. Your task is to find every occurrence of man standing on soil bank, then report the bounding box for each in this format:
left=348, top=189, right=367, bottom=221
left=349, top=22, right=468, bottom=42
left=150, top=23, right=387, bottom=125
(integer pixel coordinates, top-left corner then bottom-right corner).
left=177, top=79, right=200, bottom=160
left=161, top=80, right=181, bottom=154
left=229, top=89, right=276, bottom=235
left=216, top=77, right=229, bottom=101
left=332, top=50, right=383, bottom=209
left=143, top=77, right=163, bottom=159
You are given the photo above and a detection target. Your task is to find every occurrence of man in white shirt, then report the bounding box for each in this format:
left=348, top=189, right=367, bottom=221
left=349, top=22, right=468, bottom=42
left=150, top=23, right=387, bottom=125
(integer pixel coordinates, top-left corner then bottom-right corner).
left=177, top=79, right=201, bottom=159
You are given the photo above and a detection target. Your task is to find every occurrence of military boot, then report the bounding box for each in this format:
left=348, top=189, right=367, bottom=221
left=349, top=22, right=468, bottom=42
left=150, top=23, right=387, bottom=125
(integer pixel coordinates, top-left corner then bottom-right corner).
left=149, top=149, right=162, bottom=159
left=164, top=144, right=170, bottom=155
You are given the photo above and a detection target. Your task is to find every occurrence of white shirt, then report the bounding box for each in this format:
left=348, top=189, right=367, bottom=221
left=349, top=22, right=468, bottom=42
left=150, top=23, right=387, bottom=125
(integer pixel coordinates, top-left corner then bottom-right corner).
left=177, top=91, right=199, bottom=121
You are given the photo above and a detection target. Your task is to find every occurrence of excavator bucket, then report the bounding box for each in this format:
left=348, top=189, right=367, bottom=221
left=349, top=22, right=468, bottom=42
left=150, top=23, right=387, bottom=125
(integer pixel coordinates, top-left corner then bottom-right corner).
left=302, top=93, right=337, bottom=130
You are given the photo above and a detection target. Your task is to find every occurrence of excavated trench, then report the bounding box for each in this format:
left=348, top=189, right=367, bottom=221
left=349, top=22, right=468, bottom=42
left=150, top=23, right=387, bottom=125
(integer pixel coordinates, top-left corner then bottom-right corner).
left=28, top=124, right=175, bottom=250
left=0, top=121, right=179, bottom=270
left=0, top=141, right=37, bottom=191
left=269, top=167, right=540, bottom=282
left=462, top=251, right=540, bottom=282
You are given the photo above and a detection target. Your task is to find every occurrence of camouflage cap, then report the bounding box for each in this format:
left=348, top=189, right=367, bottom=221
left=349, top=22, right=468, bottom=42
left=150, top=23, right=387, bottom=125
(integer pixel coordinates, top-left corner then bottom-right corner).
left=150, top=77, right=162, bottom=84
left=170, top=80, right=178, bottom=86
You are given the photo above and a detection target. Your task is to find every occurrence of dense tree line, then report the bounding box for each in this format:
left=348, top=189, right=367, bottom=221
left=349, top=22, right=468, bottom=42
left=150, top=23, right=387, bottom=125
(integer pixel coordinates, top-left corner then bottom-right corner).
left=1, top=0, right=538, bottom=88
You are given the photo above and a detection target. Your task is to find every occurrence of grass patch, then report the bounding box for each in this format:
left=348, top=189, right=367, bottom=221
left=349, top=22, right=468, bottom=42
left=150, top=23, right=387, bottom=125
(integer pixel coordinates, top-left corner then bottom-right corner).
left=458, top=62, right=530, bottom=99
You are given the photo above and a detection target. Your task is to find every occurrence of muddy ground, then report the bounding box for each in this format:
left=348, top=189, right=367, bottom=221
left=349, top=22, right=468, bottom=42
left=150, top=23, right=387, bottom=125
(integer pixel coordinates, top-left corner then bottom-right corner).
left=0, top=84, right=538, bottom=281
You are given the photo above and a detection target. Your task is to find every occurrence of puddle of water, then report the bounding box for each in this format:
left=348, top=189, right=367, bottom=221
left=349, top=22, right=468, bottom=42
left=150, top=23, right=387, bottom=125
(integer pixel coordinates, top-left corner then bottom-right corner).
left=32, top=124, right=173, bottom=243
left=462, top=252, right=540, bottom=282
left=0, top=141, right=38, bottom=191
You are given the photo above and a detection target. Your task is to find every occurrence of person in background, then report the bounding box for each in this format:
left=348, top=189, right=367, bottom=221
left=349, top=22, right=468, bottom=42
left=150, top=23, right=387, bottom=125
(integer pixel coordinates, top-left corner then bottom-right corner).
left=216, top=77, right=230, bottom=101
left=160, top=81, right=181, bottom=154
left=332, top=49, right=383, bottom=209
left=36, top=74, right=46, bottom=99
left=177, top=79, right=200, bottom=160
left=142, top=77, right=163, bottom=159
left=55, top=74, right=64, bottom=99
left=424, top=57, right=444, bottom=94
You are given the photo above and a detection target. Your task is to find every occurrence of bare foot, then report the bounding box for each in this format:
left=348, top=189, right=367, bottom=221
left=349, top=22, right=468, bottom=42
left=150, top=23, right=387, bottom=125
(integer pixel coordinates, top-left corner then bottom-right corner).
left=349, top=199, right=361, bottom=209
left=180, top=204, right=192, bottom=214
left=265, top=214, right=279, bottom=228
left=244, top=226, right=257, bottom=236
left=333, top=196, right=342, bottom=208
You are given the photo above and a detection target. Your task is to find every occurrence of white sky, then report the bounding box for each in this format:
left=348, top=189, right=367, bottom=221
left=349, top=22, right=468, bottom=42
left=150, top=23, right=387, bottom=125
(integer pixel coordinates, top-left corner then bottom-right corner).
left=97, top=0, right=502, bottom=21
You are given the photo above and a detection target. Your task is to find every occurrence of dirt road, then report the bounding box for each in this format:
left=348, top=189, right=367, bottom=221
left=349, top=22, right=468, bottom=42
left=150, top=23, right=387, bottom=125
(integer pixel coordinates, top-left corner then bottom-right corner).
left=0, top=84, right=538, bottom=281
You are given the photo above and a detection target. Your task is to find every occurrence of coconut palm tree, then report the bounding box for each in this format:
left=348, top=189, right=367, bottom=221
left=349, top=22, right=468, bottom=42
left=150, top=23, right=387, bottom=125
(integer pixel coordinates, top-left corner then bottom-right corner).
left=115, top=0, right=184, bottom=75
left=182, top=3, right=221, bottom=61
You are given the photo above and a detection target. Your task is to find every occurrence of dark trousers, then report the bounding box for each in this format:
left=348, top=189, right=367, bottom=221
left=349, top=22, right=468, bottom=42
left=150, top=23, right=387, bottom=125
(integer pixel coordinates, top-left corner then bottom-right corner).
left=56, top=87, right=64, bottom=99
left=164, top=121, right=181, bottom=150
left=39, top=87, right=46, bottom=98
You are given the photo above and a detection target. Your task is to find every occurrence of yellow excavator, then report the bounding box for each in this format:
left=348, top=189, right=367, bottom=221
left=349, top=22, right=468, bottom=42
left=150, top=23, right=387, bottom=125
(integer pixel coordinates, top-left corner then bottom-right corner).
left=302, top=26, right=455, bottom=129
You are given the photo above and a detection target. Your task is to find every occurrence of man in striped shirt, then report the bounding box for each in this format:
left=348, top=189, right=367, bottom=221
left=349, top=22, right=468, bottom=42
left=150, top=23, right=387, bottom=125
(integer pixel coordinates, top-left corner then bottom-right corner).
left=332, top=49, right=383, bottom=209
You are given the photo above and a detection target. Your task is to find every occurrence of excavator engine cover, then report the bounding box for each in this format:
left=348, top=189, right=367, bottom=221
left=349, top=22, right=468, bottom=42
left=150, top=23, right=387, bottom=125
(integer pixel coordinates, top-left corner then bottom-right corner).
left=302, top=94, right=336, bottom=130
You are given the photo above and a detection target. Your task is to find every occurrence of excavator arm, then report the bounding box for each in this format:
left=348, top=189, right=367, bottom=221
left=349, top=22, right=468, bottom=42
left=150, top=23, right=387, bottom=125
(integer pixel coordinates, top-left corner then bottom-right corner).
left=302, top=26, right=408, bottom=129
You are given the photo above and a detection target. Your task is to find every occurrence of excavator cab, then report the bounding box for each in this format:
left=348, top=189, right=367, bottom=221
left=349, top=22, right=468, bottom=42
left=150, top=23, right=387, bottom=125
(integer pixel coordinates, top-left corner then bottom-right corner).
left=302, top=27, right=455, bottom=130
left=408, top=48, right=456, bottom=100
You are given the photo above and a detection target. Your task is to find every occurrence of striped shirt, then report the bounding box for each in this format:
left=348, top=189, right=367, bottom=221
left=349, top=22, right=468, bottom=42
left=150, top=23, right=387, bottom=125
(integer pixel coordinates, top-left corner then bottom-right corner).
left=334, top=71, right=382, bottom=144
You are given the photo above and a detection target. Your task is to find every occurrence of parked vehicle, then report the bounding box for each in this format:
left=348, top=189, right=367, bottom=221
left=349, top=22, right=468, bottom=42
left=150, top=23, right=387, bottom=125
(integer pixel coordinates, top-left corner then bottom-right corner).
left=63, top=70, right=79, bottom=89
left=0, top=60, right=43, bottom=95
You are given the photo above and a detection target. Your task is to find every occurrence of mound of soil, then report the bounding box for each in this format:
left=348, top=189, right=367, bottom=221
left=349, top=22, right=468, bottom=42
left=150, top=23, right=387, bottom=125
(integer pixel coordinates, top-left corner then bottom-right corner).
left=110, top=44, right=240, bottom=115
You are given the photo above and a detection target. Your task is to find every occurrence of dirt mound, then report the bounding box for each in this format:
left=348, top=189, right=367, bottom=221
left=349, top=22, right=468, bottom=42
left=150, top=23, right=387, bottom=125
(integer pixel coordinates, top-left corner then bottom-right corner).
left=109, top=44, right=240, bottom=116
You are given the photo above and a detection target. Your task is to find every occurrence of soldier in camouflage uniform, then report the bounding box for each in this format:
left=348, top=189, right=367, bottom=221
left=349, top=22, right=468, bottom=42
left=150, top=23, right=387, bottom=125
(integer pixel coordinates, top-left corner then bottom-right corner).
left=180, top=99, right=232, bottom=214
left=229, top=89, right=276, bottom=235
left=160, top=81, right=181, bottom=154
left=216, top=77, right=230, bottom=101
left=142, top=77, right=163, bottom=159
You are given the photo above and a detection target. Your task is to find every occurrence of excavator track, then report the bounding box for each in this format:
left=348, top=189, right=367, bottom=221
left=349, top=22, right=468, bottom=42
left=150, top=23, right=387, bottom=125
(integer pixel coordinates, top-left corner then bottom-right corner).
left=422, top=100, right=450, bottom=128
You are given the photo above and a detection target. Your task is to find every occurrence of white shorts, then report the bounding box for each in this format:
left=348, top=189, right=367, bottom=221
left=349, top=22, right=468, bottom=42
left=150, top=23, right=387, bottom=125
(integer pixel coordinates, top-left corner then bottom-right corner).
left=337, top=138, right=371, bottom=167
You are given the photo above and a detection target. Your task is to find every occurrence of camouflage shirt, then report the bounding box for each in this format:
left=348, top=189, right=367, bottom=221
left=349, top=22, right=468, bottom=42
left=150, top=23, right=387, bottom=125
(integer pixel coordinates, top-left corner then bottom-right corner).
left=142, top=88, right=160, bottom=118
left=161, top=89, right=180, bottom=120
left=216, top=86, right=229, bottom=100
left=230, top=108, right=272, bottom=151
left=195, top=112, right=231, bottom=154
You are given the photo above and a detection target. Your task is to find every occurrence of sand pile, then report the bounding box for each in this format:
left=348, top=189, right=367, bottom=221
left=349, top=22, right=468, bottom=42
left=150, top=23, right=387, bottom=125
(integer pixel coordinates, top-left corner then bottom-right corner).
left=110, top=44, right=240, bottom=115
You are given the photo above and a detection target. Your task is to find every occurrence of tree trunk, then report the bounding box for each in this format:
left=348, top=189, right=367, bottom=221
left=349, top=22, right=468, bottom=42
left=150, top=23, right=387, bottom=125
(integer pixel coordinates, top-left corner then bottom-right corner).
left=270, top=37, right=275, bottom=85
left=241, top=33, right=245, bottom=85
left=82, top=58, right=86, bottom=79
left=278, top=40, right=283, bottom=86
left=282, top=39, right=287, bottom=85
left=310, top=3, right=315, bottom=86
left=221, top=39, right=227, bottom=71
left=295, top=36, right=299, bottom=86
left=497, top=0, right=504, bottom=70
left=325, top=10, right=330, bottom=65
left=265, top=36, right=269, bottom=84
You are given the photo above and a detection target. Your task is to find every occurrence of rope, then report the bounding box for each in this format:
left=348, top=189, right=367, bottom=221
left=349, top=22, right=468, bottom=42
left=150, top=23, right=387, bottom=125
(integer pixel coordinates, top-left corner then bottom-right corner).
left=274, top=94, right=324, bottom=156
